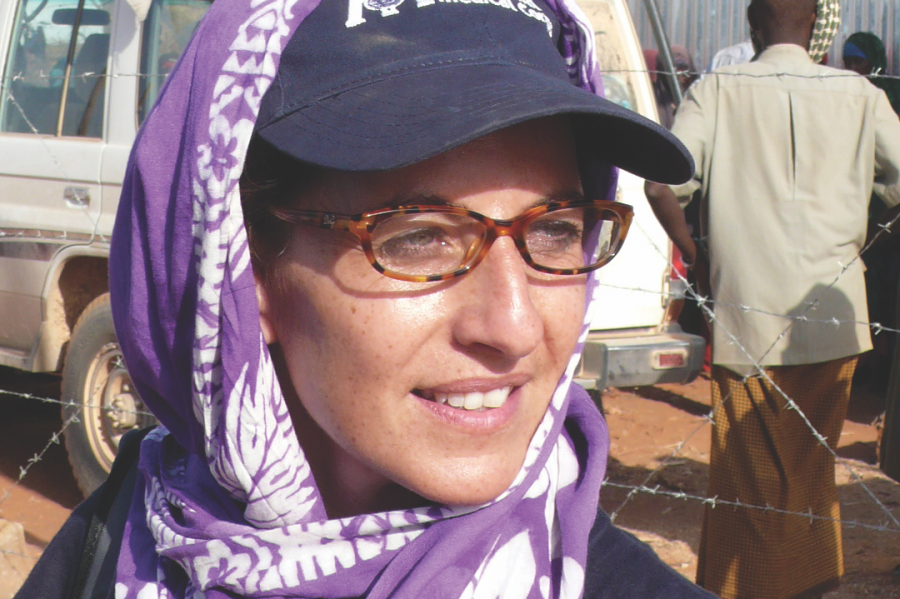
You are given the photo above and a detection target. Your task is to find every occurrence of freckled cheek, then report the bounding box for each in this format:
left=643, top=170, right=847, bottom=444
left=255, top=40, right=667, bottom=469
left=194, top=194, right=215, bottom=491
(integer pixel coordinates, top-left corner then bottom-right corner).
left=538, top=284, right=586, bottom=361
left=300, top=288, right=448, bottom=416
left=384, top=294, right=448, bottom=338
left=520, top=284, right=584, bottom=424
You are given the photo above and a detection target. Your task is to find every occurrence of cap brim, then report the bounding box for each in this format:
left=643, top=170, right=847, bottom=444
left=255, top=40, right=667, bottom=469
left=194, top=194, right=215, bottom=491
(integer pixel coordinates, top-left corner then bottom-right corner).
left=256, top=63, right=693, bottom=184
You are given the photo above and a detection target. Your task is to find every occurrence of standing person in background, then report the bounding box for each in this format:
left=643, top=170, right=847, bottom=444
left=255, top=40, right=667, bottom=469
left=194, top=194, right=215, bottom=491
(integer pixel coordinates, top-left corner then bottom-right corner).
left=671, top=45, right=700, bottom=92
left=643, top=46, right=699, bottom=129
left=842, top=31, right=900, bottom=390
left=709, top=40, right=755, bottom=70
left=643, top=49, right=675, bottom=128
left=644, top=0, right=900, bottom=597
left=843, top=31, right=900, bottom=530
left=843, top=31, right=900, bottom=115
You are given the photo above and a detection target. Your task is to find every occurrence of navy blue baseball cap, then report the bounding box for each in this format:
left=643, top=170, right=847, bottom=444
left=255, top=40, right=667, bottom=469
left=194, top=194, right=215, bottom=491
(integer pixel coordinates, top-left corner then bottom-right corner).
left=255, top=0, right=693, bottom=184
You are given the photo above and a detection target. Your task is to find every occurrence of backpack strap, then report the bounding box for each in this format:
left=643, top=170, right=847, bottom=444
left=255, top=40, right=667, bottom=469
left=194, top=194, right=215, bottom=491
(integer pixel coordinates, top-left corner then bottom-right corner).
left=69, top=426, right=153, bottom=599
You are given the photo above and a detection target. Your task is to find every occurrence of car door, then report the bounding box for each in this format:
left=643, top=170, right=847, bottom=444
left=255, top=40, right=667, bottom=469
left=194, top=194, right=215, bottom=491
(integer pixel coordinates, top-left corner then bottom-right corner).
left=98, top=0, right=213, bottom=237
left=0, top=0, right=111, bottom=361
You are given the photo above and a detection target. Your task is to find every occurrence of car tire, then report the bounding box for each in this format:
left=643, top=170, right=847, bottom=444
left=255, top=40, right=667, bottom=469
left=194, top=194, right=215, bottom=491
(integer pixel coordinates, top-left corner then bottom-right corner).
left=61, top=293, right=155, bottom=496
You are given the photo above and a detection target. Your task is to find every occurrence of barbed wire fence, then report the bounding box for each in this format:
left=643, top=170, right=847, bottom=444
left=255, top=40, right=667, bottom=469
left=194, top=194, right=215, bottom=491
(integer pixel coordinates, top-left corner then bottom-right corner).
left=627, top=67, right=900, bottom=82
left=0, top=387, right=155, bottom=562
left=0, top=62, right=899, bottom=573
left=602, top=213, right=900, bottom=531
left=592, top=64, right=900, bottom=541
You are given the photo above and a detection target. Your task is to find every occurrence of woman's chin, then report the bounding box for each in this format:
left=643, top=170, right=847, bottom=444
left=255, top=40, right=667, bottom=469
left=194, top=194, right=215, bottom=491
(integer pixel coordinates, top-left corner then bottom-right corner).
left=398, top=459, right=522, bottom=509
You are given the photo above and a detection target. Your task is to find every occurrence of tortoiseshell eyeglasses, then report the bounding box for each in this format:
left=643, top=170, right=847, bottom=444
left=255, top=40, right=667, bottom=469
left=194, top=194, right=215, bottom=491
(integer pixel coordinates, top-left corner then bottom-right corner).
left=270, top=200, right=634, bottom=283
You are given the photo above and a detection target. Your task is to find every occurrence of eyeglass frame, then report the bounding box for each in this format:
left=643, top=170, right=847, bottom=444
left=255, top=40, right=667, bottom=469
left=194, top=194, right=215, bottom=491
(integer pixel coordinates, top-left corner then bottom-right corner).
left=268, top=199, right=634, bottom=283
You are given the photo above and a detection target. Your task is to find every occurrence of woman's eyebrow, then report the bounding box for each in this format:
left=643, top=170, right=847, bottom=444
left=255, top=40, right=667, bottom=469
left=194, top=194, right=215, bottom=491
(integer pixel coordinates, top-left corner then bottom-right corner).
left=534, top=190, right=586, bottom=206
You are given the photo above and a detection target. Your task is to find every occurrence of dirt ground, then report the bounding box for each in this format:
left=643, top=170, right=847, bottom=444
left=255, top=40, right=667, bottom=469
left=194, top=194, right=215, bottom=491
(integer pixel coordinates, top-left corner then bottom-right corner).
left=600, top=376, right=900, bottom=598
left=0, top=366, right=898, bottom=597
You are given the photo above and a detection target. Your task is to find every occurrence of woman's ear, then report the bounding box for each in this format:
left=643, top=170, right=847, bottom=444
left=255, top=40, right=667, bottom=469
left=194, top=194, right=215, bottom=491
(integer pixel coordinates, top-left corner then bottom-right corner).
left=255, top=273, right=278, bottom=345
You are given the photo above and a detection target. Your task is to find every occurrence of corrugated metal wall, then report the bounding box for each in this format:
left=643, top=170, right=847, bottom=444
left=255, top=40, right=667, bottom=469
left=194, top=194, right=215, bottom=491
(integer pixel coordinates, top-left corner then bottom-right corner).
left=626, top=0, right=900, bottom=75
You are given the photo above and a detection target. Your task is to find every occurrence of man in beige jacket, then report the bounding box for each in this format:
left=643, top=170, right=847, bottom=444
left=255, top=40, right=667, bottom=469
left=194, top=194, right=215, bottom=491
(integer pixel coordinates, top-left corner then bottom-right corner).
left=644, top=0, right=900, bottom=597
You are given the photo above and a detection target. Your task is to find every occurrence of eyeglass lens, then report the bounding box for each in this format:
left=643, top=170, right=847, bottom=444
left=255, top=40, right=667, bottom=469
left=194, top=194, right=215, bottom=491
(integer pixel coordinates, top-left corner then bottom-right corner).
left=370, top=207, right=618, bottom=277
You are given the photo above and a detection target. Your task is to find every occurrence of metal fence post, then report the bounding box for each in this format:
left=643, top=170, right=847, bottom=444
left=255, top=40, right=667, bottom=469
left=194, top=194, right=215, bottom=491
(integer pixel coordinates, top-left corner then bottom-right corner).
left=642, top=0, right=683, bottom=106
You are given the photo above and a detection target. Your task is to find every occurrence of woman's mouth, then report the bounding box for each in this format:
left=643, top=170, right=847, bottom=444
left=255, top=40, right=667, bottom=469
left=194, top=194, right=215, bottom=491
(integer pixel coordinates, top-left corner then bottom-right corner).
left=413, top=386, right=514, bottom=411
left=411, top=381, right=527, bottom=432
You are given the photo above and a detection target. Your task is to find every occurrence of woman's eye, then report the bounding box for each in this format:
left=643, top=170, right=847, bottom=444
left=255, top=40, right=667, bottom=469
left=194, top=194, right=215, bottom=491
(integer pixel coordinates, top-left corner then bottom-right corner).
left=527, top=219, right=583, bottom=252
left=377, top=227, right=452, bottom=259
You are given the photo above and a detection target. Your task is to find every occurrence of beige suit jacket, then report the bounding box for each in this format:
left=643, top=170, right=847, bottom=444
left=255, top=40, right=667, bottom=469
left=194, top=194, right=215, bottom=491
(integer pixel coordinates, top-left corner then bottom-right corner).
left=670, top=44, right=900, bottom=369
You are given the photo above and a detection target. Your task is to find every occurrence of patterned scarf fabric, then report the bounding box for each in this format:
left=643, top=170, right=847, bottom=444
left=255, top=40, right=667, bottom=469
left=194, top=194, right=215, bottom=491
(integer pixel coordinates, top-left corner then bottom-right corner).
left=808, top=0, right=840, bottom=64
left=108, top=0, right=616, bottom=598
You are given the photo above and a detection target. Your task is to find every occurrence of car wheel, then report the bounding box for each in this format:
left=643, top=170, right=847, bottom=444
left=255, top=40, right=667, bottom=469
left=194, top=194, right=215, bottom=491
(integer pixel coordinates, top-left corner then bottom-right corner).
left=61, top=293, right=155, bottom=496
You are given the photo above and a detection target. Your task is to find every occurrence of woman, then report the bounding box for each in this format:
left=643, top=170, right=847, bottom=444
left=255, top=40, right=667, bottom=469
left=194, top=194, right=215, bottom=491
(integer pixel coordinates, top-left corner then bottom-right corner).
left=16, top=0, right=714, bottom=597
left=843, top=31, right=900, bottom=115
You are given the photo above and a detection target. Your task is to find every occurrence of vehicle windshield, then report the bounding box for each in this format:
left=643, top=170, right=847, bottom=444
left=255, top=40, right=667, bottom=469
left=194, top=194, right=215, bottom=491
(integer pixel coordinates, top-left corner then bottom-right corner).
left=1, top=0, right=114, bottom=136
left=138, top=0, right=212, bottom=123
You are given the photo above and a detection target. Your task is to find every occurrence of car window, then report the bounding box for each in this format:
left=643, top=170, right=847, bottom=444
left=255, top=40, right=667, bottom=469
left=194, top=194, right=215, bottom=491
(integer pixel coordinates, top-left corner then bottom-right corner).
left=1, top=0, right=113, bottom=137
left=138, top=0, right=212, bottom=124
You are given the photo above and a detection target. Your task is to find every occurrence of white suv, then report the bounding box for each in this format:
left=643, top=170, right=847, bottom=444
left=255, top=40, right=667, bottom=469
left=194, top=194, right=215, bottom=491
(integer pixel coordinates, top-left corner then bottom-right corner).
left=0, top=0, right=211, bottom=494
left=0, top=0, right=702, bottom=495
left=574, top=0, right=704, bottom=391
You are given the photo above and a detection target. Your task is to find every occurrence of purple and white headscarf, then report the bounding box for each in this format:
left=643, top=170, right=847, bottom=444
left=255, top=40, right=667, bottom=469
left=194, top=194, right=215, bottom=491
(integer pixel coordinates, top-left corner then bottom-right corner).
left=109, top=0, right=616, bottom=597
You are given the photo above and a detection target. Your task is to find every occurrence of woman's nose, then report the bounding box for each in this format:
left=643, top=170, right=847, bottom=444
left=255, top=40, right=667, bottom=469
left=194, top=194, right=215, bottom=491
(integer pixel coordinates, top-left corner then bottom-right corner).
left=451, top=237, right=543, bottom=358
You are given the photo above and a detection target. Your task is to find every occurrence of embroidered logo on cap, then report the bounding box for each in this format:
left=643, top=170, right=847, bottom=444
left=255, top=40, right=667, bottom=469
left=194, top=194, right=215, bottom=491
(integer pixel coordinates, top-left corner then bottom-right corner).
left=346, top=0, right=553, bottom=36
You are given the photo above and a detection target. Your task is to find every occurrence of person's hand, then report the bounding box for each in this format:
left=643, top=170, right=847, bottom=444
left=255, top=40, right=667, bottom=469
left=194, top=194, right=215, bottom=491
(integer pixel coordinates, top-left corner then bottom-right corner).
left=691, top=254, right=711, bottom=302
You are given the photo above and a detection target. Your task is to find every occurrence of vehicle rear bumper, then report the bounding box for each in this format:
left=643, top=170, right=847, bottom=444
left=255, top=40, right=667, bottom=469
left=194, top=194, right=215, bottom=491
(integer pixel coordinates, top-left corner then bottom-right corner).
left=574, top=328, right=706, bottom=390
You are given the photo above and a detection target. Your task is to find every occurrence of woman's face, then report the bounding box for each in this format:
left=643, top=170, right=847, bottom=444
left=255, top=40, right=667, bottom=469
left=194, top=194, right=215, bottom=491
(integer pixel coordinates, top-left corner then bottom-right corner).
left=257, top=118, right=587, bottom=515
left=843, top=55, right=872, bottom=76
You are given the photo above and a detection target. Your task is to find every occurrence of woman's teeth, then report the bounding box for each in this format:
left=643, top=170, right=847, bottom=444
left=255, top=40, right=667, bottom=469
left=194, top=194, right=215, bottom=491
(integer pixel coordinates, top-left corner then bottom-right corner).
left=432, top=386, right=512, bottom=410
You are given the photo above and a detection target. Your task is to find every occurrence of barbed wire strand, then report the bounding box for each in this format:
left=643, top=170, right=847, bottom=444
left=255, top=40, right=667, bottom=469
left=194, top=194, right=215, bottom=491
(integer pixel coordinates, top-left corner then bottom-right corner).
left=0, top=387, right=154, bottom=419
left=7, top=67, right=900, bottom=84
left=602, top=481, right=899, bottom=534
left=611, top=67, right=900, bottom=82
left=1, top=88, right=74, bottom=185
left=0, top=412, right=79, bottom=510
left=594, top=279, right=900, bottom=337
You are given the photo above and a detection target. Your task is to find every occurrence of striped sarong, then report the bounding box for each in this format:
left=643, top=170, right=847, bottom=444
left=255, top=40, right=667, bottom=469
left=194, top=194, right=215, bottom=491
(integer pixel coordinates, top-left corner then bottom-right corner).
left=697, top=356, right=858, bottom=599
